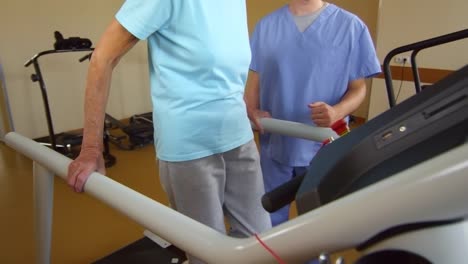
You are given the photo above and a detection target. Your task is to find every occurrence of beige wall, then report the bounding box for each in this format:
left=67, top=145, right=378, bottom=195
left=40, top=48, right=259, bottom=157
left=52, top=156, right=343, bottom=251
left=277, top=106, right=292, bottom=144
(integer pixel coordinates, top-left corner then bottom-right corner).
left=329, top=0, right=380, bottom=44
left=0, top=1, right=151, bottom=139
left=1, top=1, right=384, bottom=139
left=247, top=0, right=289, bottom=34
left=369, top=0, right=468, bottom=119
left=2, top=0, right=290, bottom=139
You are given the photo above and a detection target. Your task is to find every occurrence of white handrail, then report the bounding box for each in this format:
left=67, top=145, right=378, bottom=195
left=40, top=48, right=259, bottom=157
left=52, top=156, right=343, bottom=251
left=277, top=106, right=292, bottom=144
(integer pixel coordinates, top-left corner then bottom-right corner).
left=255, top=118, right=338, bottom=142
left=5, top=132, right=275, bottom=263
left=6, top=132, right=468, bottom=263
left=5, top=117, right=338, bottom=263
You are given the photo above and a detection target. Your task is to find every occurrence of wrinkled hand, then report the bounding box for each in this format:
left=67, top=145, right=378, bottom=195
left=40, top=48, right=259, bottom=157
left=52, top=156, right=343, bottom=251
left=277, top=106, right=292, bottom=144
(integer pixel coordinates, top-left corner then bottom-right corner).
left=308, top=102, right=340, bottom=127
left=247, top=108, right=271, bottom=134
left=67, top=147, right=105, bottom=193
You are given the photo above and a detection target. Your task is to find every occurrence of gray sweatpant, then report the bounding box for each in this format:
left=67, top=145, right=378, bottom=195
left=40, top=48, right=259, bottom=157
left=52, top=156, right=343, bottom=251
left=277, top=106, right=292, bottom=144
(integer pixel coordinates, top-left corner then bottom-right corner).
left=159, top=140, right=272, bottom=264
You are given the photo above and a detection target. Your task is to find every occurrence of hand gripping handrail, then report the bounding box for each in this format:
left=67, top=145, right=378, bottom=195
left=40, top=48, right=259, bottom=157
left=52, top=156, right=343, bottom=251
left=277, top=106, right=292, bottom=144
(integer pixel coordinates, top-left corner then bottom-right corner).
left=6, top=130, right=468, bottom=263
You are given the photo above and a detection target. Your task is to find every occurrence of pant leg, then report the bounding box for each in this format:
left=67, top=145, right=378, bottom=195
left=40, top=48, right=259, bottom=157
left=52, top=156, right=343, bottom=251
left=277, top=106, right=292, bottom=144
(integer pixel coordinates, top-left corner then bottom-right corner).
left=159, top=156, right=227, bottom=264
left=223, top=140, right=272, bottom=237
left=260, top=151, right=295, bottom=227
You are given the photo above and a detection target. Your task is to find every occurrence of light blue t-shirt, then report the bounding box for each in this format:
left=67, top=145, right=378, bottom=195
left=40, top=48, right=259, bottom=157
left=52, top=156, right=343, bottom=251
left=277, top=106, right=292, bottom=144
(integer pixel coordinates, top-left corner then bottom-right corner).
left=250, top=4, right=381, bottom=166
left=116, top=0, right=253, bottom=161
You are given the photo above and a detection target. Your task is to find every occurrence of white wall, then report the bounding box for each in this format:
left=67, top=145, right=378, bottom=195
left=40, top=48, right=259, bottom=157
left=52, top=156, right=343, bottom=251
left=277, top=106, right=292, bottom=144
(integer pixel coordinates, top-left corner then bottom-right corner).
left=369, top=0, right=468, bottom=119
left=0, top=0, right=152, bottom=138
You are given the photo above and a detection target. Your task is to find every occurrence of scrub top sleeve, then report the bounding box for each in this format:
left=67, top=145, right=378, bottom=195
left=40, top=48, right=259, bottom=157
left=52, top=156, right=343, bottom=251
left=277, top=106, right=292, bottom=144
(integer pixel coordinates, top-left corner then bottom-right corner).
left=349, top=26, right=382, bottom=81
left=249, top=23, right=262, bottom=72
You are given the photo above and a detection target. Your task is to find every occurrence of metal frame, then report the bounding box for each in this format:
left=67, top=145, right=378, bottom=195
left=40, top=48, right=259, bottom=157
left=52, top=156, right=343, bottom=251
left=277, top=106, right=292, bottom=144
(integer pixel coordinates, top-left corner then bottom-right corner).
left=383, top=28, right=468, bottom=107
left=23, top=49, right=116, bottom=167
left=24, top=48, right=94, bottom=151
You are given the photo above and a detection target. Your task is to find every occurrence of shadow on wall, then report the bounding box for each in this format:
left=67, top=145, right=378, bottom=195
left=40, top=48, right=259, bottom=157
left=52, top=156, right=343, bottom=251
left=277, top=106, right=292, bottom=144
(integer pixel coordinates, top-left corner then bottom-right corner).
left=0, top=59, right=15, bottom=140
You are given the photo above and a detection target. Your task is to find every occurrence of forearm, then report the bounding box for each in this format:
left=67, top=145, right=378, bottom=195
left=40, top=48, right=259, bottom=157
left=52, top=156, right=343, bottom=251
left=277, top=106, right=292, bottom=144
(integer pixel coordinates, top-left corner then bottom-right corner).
left=333, top=79, right=367, bottom=119
left=80, top=19, right=138, bottom=151
left=244, top=70, right=260, bottom=111
left=67, top=19, right=139, bottom=192
left=81, top=53, right=115, bottom=151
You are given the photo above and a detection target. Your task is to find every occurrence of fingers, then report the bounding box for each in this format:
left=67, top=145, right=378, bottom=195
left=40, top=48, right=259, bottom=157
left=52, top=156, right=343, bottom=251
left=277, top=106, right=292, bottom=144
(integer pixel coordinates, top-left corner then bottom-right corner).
left=311, top=110, right=327, bottom=119
left=253, top=118, right=264, bottom=134
left=313, top=118, right=330, bottom=127
left=312, top=113, right=333, bottom=127
left=67, top=161, right=80, bottom=190
left=248, top=109, right=271, bottom=134
left=66, top=150, right=104, bottom=193
left=257, top=111, right=272, bottom=134
left=260, top=111, right=272, bottom=118
left=308, top=102, right=325, bottom=109
left=74, top=171, right=89, bottom=193
left=67, top=161, right=93, bottom=193
left=311, top=109, right=330, bottom=127
left=309, top=102, right=336, bottom=127
left=309, top=103, right=327, bottom=116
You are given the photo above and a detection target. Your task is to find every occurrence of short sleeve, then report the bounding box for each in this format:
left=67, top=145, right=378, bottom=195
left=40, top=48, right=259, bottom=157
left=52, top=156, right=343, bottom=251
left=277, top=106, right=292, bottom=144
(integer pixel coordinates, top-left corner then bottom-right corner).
left=115, top=0, right=173, bottom=40
left=349, top=26, right=382, bottom=81
left=249, top=22, right=262, bottom=72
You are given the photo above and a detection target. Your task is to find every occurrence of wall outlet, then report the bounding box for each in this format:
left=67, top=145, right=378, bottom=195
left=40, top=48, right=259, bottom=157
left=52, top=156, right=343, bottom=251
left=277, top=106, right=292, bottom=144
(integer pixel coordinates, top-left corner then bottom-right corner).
left=394, top=55, right=410, bottom=65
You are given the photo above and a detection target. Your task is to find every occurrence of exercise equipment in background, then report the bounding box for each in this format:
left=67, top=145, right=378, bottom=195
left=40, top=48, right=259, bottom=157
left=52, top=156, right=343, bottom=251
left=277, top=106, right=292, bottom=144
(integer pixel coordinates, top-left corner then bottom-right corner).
left=24, top=40, right=116, bottom=167
left=53, top=31, right=92, bottom=50
left=383, top=28, right=468, bottom=107
left=104, top=113, right=153, bottom=150
left=78, top=52, right=155, bottom=150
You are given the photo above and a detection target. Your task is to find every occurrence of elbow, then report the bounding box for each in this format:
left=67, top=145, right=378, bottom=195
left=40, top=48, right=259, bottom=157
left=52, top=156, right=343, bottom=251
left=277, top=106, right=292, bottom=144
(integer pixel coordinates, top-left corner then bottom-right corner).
left=89, top=48, right=121, bottom=71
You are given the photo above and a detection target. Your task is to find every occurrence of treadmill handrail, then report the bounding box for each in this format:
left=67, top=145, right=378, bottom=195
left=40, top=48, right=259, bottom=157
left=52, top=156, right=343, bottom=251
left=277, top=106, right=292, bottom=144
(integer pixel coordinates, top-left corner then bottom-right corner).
left=6, top=131, right=468, bottom=263
left=256, top=117, right=339, bottom=213
left=383, top=28, right=468, bottom=107
left=23, top=48, right=95, bottom=150
left=254, top=117, right=339, bottom=142
left=24, top=48, right=95, bottom=67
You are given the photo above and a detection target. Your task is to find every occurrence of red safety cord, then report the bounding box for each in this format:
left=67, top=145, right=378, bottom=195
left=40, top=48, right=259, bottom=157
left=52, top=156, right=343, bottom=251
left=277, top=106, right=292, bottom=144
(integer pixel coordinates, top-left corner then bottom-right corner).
left=254, top=234, right=287, bottom=264
left=321, top=119, right=351, bottom=146
left=331, top=119, right=350, bottom=136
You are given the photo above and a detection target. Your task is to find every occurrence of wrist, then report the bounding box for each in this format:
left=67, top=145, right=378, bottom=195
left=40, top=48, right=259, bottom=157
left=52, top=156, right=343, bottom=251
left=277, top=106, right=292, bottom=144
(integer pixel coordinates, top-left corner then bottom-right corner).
left=81, top=143, right=103, bottom=154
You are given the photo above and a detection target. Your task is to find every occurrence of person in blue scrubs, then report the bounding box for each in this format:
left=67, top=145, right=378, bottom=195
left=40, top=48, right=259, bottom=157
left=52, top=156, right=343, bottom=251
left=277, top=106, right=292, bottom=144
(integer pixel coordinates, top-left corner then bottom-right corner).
left=67, top=1, right=271, bottom=263
left=245, top=0, right=381, bottom=227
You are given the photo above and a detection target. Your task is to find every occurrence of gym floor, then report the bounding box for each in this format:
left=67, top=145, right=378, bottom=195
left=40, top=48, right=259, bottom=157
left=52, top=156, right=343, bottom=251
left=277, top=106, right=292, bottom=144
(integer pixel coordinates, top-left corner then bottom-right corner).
left=0, top=132, right=360, bottom=264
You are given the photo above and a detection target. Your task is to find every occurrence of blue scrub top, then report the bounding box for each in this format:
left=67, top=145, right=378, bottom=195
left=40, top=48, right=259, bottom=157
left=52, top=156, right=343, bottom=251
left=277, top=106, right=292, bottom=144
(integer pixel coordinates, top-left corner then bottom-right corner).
left=250, top=4, right=381, bottom=166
